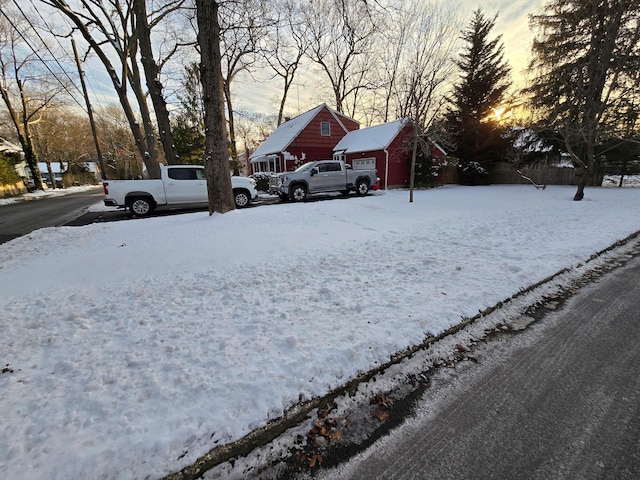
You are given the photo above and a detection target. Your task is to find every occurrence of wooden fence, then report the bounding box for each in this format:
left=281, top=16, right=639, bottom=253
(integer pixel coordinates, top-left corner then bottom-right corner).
left=488, top=162, right=603, bottom=186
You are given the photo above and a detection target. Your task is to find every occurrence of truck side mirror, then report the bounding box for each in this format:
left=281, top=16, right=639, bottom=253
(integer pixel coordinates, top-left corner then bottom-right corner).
left=311, top=167, right=319, bottom=176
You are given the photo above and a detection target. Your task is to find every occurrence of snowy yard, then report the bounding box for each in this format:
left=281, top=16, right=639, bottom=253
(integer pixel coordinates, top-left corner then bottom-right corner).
left=1, top=185, right=639, bottom=479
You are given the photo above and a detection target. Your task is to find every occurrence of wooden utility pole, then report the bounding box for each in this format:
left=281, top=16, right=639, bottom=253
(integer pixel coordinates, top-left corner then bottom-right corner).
left=71, top=38, right=107, bottom=180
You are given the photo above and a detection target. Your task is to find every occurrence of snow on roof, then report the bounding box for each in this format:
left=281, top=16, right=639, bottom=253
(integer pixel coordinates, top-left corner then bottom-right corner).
left=334, top=118, right=409, bottom=154
left=512, top=127, right=554, bottom=153
left=432, top=141, right=447, bottom=156
left=0, top=137, right=22, bottom=154
left=250, top=104, right=357, bottom=161
left=38, top=162, right=67, bottom=174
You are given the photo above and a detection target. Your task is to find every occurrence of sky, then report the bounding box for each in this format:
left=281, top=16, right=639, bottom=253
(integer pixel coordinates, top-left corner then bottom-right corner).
left=481, top=0, right=542, bottom=75
left=3, top=0, right=543, bottom=129
left=233, top=0, right=544, bottom=118
left=1, top=182, right=640, bottom=479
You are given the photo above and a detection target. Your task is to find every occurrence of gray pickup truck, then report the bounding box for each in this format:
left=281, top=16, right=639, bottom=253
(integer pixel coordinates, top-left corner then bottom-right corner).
left=268, top=160, right=378, bottom=201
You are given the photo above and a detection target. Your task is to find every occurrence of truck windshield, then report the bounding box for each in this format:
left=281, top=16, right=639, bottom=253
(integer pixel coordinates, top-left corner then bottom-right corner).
left=294, top=163, right=316, bottom=173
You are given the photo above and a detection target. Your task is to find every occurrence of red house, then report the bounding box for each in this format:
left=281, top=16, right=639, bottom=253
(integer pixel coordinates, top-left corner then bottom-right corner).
left=250, top=105, right=447, bottom=188
left=332, top=119, right=445, bottom=188
left=250, top=104, right=360, bottom=173
left=332, top=119, right=411, bottom=189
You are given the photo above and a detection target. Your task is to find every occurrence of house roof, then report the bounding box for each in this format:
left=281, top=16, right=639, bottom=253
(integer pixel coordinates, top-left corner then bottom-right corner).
left=512, top=127, right=553, bottom=153
left=431, top=141, right=447, bottom=156
left=37, top=162, right=98, bottom=174
left=333, top=118, right=409, bottom=154
left=39, top=162, right=66, bottom=174
left=250, top=104, right=358, bottom=161
left=0, top=137, right=22, bottom=154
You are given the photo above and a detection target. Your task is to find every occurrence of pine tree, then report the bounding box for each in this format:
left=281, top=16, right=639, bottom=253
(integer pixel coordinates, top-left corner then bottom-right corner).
left=527, top=0, right=640, bottom=200
left=446, top=9, right=511, bottom=185
left=172, top=63, right=206, bottom=165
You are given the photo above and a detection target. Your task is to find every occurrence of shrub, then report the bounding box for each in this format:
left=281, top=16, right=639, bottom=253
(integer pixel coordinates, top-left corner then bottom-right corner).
left=251, top=172, right=271, bottom=192
left=0, top=155, right=21, bottom=186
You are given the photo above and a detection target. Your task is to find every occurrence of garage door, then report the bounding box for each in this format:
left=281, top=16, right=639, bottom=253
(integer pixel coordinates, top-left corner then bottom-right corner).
left=353, top=158, right=375, bottom=170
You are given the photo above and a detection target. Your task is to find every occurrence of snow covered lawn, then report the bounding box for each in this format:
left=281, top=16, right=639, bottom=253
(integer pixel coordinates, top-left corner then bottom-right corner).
left=1, top=185, right=639, bottom=479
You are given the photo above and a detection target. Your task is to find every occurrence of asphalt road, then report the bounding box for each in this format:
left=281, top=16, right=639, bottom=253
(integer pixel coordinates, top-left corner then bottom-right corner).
left=0, top=190, right=281, bottom=245
left=0, top=188, right=104, bottom=244
left=325, top=253, right=640, bottom=479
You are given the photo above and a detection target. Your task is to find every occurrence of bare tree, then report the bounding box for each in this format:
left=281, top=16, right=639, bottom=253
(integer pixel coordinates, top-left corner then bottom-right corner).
left=95, top=105, right=142, bottom=179
left=262, top=0, right=307, bottom=126
left=30, top=107, right=100, bottom=186
left=42, top=0, right=190, bottom=178
left=360, top=3, right=407, bottom=124
left=41, top=0, right=159, bottom=177
left=302, top=0, right=380, bottom=116
left=234, top=109, right=277, bottom=167
left=133, top=0, right=187, bottom=166
left=218, top=0, right=269, bottom=173
left=377, top=1, right=460, bottom=201
left=0, top=1, right=66, bottom=190
left=393, top=3, right=460, bottom=126
left=196, top=0, right=234, bottom=214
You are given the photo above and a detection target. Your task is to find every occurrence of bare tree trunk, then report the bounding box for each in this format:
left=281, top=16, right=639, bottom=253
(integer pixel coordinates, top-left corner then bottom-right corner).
left=196, top=0, right=234, bottom=215
left=19, top=134, right=42, bottom=190
left=574, top=139, right=595, bottom=201
left=46, top=0, right=161, bottom=179
left=17, top=81, right=43, bottom=190
left=134, top=0, right=179, bottom=165
left=574, top=174, right=588, bottom=201
left=409, top=123, right=418, bottom=203
left=223, top=82, right=240, bottom=174
left=127, top=42, right=161, bottom=168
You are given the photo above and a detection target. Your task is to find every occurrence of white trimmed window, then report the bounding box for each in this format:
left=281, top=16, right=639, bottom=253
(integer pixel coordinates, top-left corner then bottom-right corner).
left=353, top=158, right=376, bottom=170
left=320, top=121, right=330, bottom=136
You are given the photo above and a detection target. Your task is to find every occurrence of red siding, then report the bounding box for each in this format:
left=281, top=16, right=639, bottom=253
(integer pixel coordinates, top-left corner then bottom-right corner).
left=337, top=115, right=360, bottom=132
left=277, top=107, right=360, bottom=170
left=345, top=123, right=413, bottom=188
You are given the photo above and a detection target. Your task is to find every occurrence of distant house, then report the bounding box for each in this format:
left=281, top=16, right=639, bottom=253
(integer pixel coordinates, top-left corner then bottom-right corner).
left=250, top=104, right=360, bottom=173
left=0, top=137, right=22, bottom=155
left=38, top=162, right=65, bottom=186
left=511, top=127, right=559, bottom=165
left=333, top=119, right=447, bottom=188
left=38, top=161, right=102, bottom=186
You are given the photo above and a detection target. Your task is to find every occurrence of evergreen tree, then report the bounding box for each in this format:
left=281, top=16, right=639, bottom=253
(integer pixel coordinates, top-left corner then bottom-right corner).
left=172, top=63, right=206, bottom=165
left=527, top=0, right=640, bottom=200
left=0, top=151, right=21, bottom=187
left=446, top=9, right=511, bottom=185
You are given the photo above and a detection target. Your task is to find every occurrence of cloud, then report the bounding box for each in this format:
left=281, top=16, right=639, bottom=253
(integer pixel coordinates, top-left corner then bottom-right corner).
left=474, top=1, right=544, bottom=84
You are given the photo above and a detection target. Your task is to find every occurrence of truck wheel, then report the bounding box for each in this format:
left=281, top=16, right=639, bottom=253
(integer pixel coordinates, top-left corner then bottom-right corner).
left=233, top=189, right=251, bottom=208
left=129, top=197, right=153, bottom=216
left=290, top=184, right=307, bottom=202
left=356, top=179, right=370, bottom=196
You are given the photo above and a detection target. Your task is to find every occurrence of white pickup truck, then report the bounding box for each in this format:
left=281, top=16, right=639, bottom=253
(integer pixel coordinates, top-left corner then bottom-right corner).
left=268, top=160, right=378, bottom=201
left=103, top=165, right=258, bottom=216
